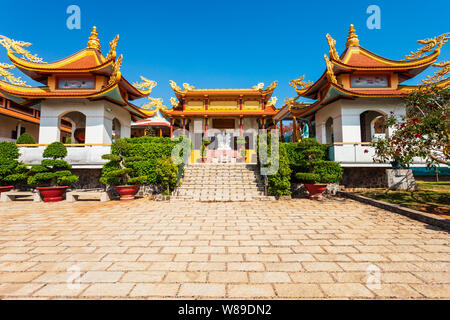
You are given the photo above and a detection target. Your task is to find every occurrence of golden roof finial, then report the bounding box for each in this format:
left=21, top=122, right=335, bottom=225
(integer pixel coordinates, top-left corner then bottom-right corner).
left=87, top=26, right=101, bottom=51
left=346, top=24, right=359, bottom=47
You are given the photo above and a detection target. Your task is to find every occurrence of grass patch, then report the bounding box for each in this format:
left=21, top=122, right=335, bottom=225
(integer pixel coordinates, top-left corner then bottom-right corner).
left=358, top=176, right=450, bottom=216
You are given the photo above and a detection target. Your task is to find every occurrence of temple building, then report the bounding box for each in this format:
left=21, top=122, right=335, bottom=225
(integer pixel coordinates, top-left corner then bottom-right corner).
left=0, top=27, right=155, bottom=169
left=131, top=97, right=171, bottom=138
left=275, top=25, right=449, bottom=168
left=164, top=81, right=279, bottom=163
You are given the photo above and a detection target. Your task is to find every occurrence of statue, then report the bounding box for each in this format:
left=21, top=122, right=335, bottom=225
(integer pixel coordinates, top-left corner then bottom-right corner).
left=216, top=131, right=231, bottom=151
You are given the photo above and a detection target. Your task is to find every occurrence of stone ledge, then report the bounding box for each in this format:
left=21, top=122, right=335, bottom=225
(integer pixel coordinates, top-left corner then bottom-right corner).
left=337, top=191, right=450, bottom=231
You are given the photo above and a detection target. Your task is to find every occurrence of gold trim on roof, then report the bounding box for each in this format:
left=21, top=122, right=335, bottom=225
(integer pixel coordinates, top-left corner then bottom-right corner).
left=108, top=54, right=122, bottom=86
left=289, top=75, right=313, bottom=94
left=326, top=34, right=340, bottom=60
left=140, top=97, right=167, bottom=111
left=170, top=97, right=179, bottom=108
left=169, top=80, right=184, bottom=94
left=87, top=26, right=101, bottom=51
left=261, top=81, right=278, bottom=94
left=422, top=61, right=450, bottom=85
left=324, top=55, right=337, bottom=84
left=266, top=96, right=277, bottom=107
left=133, top=76, right=157, bottom=94
left=0, top=35, right=45, bottom=63
left=405, top=33, right=450, bottom=61
left=252, top=83, right=264, bottom=90
left=0, top=62, right=30, bottom=87
left=106, top=35, right=119, bottom=61
left=183, top=83, right=195, bottom=91
left=346, top=24, right=359, bottom=47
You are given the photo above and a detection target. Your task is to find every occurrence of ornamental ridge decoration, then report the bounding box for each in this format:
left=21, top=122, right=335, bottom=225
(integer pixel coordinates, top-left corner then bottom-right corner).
left=326, top=34, right=340, bottom=61
left=108, top=54, right=122, bottom=86
left=422, top=61, right=450, bottom=85
left=289, top=75, right=313, bottom=94
left=0, top=62, right=30, bottom=87
left=404, top=33, right=450, bottom=61
left=133, top=76, right=157, bottom=94
left=106, top=35, right=119, bottom=61
left=140, top=97, right=167, bottom=111
left=170, top=97, right=179, bottom=108
left=0, top=35, right=45, bottom=63
left=169, top=80, right=195, bottom=94
left=324, top=55, right=337, bottom=84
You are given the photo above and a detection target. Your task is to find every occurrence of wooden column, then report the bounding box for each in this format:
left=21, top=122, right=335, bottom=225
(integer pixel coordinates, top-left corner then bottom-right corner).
left=261, top=118, right=265, bottom=130
left=204, top=95, right=209, bottom=111
left=280, top=121, right=284, bottom=141
left=261, top=95, right=265, bottom=110
left=205, top=117, right=208, bottom=136
left=182, top=119, right=186, bottom=135
left=239, top=117, right=243, bottom=136
left=239, top=95, right=243, bottom=111
left=170, top=119, right=173, bottom=138
left=292, top=116, right=297, bottom=142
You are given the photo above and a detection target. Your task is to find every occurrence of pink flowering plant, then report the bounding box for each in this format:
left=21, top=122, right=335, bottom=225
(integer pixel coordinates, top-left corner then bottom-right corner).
left=374, top=85, right=449, bottom=168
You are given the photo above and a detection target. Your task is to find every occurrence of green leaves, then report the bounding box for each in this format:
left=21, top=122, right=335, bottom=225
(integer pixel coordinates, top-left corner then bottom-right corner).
left=16, top=133, right=36, bottom=144
left=42, top=142, right=67, bottom=159
left=0, top=142, right=27, bottom=186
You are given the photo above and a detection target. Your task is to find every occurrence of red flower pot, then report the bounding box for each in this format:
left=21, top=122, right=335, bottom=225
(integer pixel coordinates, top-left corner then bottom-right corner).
left=36, top=186, right=68, bottom=202
left=0, top=186, right=14, bottom=195
left=304, top=184, right=327, bottom=200
left=114, top=185, right=139, bottom=201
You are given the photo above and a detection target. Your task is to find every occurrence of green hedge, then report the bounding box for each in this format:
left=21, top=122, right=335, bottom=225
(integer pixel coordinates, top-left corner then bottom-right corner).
left=16, top=133, right=36, bottom=144
left=102, top=136, right=189, bottom=190
left=0, top=142, right=28, bottom=186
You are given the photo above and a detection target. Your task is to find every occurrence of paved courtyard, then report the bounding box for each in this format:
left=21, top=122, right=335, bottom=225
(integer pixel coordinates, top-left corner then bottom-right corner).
left=0, top=198, right=449, bottom=299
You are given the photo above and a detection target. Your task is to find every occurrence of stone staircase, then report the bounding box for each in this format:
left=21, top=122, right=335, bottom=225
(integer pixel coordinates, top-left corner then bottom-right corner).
left=171, top=163, right=274, bottom=202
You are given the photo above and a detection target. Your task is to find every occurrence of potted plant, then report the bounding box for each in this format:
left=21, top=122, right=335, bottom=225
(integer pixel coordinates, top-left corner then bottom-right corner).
left=236, top=136, right=246, bottom=162
left=295, top=138, right=343, bottom=200
left=27, top=142, right=79, bottom=202
left=100, top=139, right=147, bottom=201
left=201, top=138, right=211, bottom=163
left=0, top=142, right=28, bottom=194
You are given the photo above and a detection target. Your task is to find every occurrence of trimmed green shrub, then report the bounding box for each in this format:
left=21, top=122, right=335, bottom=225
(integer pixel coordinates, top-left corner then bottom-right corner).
left=27, top=142, right=78, bottom=186
left=258, top=134, right=292, bottom=197
left=155, top=155, right=178, bottom=195
left=100, top=139, right=147, bottom=186
left=294, top=138, right=343, bottom=184
left=0, top=142, right=28, bottom=186
left=16, top=133, right=36, bottom=145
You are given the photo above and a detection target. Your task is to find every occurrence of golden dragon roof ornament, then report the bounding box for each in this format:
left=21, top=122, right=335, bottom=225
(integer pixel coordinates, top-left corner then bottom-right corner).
left=0, top=63, right=30, bottom=87
left=404, top=33, right=450, bottom=61
left=108, top=54, right=122, bottom=86
left=170, top=97, right=179, bottom=108
left=266, top=96, right=277, bottom=107
left=106, top=35, right=119, bottom=61
left=252, top=83, right=265, bottom=90
left=326, top=34, right=340, bottom=60
left=169, top=80, right=195, bottom=94
left=421, top=61, right=450, bottom=85
left=133, top=76, right=157, bottom=94
left=140, top=97, right=167, bottom=111
left=0, top=35, right=45, bottom=63
left=261, top=81, right=278, bottom=94
left=324, top=55, right=337, bottom=84
left=289, top=75, right=313, bottom=94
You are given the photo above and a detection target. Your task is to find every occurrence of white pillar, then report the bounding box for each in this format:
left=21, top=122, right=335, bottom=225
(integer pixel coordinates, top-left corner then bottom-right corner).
left=38, top=108, right=61, bottom=144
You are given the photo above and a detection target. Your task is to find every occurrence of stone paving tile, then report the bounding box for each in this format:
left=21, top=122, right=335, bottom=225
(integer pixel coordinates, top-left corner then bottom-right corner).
left=0, top=199, right=449, bottom=299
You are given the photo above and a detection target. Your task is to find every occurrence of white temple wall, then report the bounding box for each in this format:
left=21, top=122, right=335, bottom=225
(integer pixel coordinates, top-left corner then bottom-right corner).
left=38, top=99, right=132, bottom=144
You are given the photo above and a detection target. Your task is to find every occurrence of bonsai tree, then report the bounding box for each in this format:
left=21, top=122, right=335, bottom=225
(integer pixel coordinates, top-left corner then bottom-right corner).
left=27, top=142, right=79, bottom=187
left=201, top=138, right=211, bottom=161
left=295, top=138, right=343, bottom=185
left=236, top=136, right=246, bottom=159
left=16, top=133, right=36, bottom=145
left=155, top=155, right=178, bottom=195
left=99, top=139, right=147, bottom=186
left=0, top=142, right=28, bottom=187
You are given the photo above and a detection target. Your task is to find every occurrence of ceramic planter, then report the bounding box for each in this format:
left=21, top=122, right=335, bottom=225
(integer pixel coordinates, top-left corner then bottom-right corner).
left=304, top=183, right=327, bottom=200
left=114, top=185, right=139, bottom=201
left=36, top=186, right=68, bottom=202
left=0, top=186, right=14, bottom=195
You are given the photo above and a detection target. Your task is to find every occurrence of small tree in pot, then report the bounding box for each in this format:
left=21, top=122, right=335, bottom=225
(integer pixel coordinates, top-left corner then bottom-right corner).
left=100, top=139, right=147, bottom=201
left=27, top=142, right=78, bottom=202
left=0, top=142, right=28, bottom=194
left=295, top=138, right=343, bottom=200
left=201, top=138, right=211, bottom=163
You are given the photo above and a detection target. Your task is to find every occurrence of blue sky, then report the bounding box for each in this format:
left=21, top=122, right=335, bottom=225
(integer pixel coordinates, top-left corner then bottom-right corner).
left=1, top=0, right=449, bottom=107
